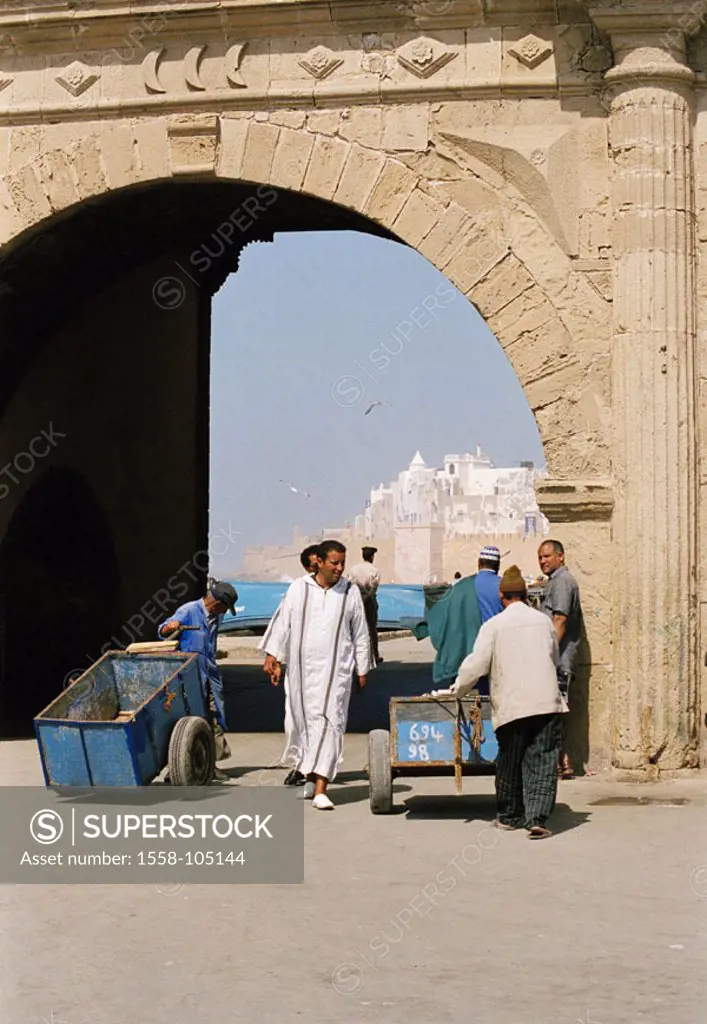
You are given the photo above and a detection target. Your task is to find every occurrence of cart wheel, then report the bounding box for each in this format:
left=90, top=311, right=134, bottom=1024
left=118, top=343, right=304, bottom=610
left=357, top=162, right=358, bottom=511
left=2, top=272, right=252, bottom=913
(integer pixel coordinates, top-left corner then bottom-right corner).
left=368, top=729, right=393, bottom=814
left=168, top=717, right=215, bottom=786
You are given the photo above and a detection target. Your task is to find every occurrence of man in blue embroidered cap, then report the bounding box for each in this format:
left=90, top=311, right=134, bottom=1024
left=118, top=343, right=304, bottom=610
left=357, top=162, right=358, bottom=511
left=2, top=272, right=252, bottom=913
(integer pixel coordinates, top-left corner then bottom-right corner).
left=427, top=545, right=504, bottom=694
left=159, top=578, right=237, bottom=780
left=475, top=546, right=505, bottom=621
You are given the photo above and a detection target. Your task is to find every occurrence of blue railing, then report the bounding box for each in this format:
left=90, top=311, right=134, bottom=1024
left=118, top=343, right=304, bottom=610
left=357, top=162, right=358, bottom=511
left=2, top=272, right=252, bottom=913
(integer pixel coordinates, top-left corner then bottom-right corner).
left=219, top=581, right=426, bottom=632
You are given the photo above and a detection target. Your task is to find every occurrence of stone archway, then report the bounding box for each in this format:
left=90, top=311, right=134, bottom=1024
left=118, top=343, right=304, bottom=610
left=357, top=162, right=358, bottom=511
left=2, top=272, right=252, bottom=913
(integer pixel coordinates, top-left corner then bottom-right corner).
left=0, top=138, right=614, bottom=764
left=0, top=0, right=701, bottom=771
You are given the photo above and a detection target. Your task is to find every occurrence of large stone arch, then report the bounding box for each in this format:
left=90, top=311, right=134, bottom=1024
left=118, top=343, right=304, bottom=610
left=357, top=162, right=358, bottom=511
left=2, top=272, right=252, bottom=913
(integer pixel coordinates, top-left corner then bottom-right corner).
left=0, top=117, right=612, bottom=481
left=0, top=115, right=614, bottom=760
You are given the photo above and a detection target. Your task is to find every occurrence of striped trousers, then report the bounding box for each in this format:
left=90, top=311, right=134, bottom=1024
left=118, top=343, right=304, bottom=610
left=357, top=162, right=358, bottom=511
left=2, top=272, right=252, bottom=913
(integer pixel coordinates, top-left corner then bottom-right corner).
left=495, top=714, right=563, bottom=828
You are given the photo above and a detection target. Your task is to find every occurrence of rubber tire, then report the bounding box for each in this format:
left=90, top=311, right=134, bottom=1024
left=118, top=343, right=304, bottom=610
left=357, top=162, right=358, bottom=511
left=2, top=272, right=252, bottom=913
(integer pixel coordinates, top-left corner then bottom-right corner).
left=368, top=729, right=393, bottom=814
left=168, top=716, right=215, bottom=786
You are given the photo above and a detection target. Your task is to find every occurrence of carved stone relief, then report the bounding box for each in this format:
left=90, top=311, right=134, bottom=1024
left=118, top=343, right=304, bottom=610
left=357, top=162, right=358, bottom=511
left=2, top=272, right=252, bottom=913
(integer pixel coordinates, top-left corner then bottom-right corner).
left=143, top=49, right=166, bottom=94
left=397, top=37, right=457, bottom=78
left=185, top=46, right=207, bottom=91
left=225, top=43, right=247, bottom=88
left=55, top=60, right=100, bottom=97
left=142, top=43, right=250, bottom=94
left=362, top=51, right=397, bottom=79
left=508, top=34, right=554, bottom=70
left=298, top=46, right=343, bottom=80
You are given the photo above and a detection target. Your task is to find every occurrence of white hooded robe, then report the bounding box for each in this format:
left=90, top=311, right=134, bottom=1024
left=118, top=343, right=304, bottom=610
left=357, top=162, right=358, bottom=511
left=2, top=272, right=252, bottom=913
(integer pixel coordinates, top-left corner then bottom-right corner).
left=259, top=574, right=373, bottom=780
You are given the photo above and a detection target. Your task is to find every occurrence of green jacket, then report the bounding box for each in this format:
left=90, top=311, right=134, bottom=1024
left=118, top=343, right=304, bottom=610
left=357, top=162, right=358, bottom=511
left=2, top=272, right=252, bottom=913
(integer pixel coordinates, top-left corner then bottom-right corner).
left=427, top=575, right=483, bottom=685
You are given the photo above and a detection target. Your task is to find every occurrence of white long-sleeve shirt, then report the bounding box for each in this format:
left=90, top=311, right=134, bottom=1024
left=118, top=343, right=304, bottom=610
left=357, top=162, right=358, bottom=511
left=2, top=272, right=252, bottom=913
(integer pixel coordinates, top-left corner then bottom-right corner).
left=451, top=600, right=567, bottom=730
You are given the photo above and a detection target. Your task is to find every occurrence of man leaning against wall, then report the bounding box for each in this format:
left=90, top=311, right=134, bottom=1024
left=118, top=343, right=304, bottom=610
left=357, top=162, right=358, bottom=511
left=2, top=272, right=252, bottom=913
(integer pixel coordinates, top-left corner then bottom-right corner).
left=538, top=540, right=583, bottom=779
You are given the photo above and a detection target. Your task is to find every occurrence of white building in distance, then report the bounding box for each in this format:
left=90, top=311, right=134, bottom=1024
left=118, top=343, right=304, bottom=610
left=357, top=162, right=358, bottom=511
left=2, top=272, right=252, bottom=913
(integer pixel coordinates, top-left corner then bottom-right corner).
left=356, top=447, right=549, bottom=539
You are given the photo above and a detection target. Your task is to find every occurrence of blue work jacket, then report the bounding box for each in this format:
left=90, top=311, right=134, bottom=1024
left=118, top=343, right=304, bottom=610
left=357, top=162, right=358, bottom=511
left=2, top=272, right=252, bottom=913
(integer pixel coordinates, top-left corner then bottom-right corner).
left=158, top=599, right=226, bottom=728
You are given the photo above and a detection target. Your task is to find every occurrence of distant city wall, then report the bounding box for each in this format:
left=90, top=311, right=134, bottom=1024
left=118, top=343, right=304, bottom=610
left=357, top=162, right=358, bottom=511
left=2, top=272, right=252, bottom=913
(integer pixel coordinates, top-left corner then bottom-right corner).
left=241, top=530, right=547, bottom=584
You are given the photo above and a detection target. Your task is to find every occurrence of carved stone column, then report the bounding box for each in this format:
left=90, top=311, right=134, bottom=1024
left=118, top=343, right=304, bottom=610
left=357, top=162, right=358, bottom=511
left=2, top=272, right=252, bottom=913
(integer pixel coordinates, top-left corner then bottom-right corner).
left=591, top=6, right=699, bottom=769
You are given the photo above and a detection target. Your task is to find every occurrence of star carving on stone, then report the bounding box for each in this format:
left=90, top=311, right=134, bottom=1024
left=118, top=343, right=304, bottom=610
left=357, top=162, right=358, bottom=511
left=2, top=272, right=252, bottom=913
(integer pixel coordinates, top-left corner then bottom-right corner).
left=55, top=60, right=99, bottom=97
left=508, top=34, right=554, bottom=70
left=298, top=46, right=343, bottom=80
left=397, top=36, right=457, bottom=79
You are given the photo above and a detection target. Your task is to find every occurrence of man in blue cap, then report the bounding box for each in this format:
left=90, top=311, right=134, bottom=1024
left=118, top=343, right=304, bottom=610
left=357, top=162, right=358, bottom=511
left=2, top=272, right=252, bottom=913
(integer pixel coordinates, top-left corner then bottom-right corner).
left=475, top=546, right=505, bottom=621
left=427, top=545, right=504, bottom=694
left=159, top=578, right=237, bottom=780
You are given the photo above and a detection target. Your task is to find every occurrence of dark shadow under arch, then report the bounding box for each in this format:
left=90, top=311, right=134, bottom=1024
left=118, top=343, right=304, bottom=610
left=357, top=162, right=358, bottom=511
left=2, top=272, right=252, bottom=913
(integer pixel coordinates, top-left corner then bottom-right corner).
left=0, top=179, right=396, bottom=421
left=0, top=466, right=121, bottom=736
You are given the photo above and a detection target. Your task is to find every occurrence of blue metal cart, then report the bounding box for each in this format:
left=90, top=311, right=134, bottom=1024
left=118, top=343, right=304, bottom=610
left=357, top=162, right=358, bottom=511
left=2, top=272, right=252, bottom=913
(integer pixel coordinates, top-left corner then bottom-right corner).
left=367, top=693, right=498, bottom=813
left=34, top=651, right=215, bottom=787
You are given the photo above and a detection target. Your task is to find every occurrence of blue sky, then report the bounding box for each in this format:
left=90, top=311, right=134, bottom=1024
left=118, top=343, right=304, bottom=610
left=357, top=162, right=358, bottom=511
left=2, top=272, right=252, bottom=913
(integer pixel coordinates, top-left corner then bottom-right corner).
left=209, top=230, right=544, bottom=575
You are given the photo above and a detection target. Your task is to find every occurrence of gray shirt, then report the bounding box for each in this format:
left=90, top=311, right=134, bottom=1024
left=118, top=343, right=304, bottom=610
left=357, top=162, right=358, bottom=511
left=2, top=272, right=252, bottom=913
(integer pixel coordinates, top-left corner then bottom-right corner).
left=540, top=565, right=582, bottom=675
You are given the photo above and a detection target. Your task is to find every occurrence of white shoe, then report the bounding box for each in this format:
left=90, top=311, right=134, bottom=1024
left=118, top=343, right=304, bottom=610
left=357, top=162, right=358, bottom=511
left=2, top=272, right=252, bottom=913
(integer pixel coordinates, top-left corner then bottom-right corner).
left=302, top=781, right=315, bottom=800
left=312, top=793, right=334, bottom=811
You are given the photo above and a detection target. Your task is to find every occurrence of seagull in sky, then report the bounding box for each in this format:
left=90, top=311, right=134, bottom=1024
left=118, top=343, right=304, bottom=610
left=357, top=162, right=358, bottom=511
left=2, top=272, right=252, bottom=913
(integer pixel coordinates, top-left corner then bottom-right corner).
left=364, top=400, right=390, bottom=416
left=279, top=479, right=312, bottom=498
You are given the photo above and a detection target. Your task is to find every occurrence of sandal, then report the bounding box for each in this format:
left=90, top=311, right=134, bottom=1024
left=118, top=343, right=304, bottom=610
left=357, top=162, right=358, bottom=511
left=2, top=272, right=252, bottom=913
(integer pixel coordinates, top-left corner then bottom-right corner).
left=493, top=817, right=518, bottom=831
left=528, top=825, right=552, bottom=840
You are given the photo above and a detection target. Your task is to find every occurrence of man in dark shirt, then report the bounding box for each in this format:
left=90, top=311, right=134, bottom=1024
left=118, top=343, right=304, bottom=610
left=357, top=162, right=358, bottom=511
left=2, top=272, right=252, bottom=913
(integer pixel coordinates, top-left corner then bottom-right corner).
left=538, top=539, right=583, bottom=779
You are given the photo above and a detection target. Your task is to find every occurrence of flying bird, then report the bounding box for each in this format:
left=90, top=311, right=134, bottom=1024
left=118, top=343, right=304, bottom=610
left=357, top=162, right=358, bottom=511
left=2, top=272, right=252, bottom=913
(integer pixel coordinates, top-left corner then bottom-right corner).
left=364, top=400, right=390, bottom=416
left=279, top=479, right=311, bottom=498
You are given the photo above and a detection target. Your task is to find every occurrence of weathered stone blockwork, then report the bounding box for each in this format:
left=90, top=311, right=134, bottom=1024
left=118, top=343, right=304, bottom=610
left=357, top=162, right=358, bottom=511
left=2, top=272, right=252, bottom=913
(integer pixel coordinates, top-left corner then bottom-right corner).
left=0, top=0, right=703, bottom=770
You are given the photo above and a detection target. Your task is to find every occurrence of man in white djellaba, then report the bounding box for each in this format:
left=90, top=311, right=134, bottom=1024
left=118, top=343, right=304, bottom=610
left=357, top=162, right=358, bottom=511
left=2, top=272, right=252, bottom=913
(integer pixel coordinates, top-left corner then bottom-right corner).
left=260, top=539, right=372, bottom=810
left=276, top=543, right=321, bottom=788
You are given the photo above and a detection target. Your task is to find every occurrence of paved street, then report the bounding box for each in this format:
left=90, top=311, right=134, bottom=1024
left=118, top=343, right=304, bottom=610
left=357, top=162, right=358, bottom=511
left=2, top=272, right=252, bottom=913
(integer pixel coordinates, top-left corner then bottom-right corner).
left=1, top=648, right=705, bottom=1024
